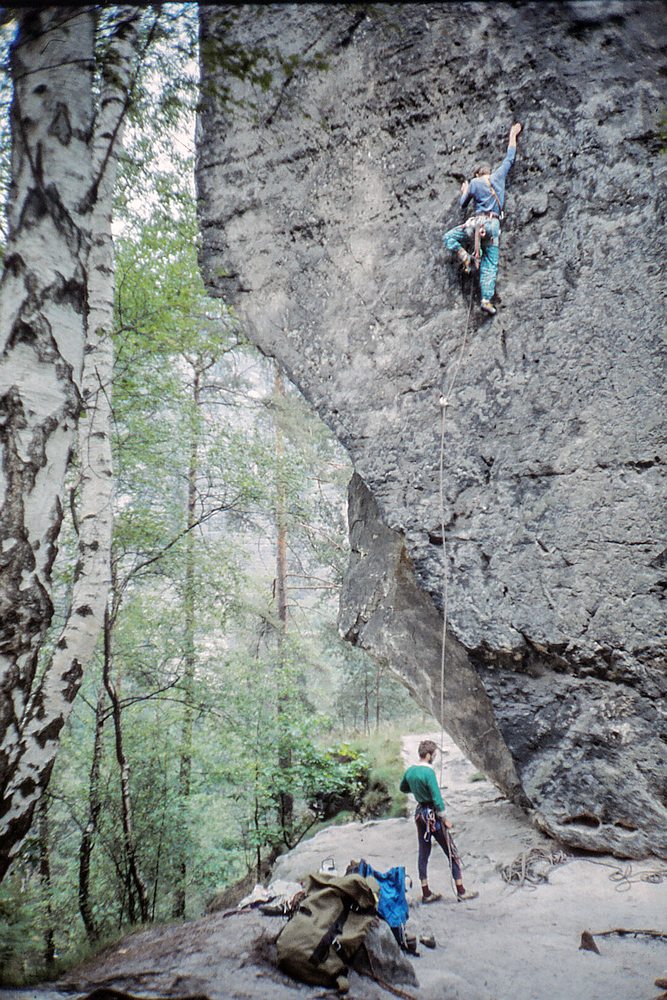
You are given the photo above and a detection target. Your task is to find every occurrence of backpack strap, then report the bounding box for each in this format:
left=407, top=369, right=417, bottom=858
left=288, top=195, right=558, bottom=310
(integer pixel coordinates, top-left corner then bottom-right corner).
left=309, top=901, right=351, bottom=966
left=309, top=896, right=377, bottom=967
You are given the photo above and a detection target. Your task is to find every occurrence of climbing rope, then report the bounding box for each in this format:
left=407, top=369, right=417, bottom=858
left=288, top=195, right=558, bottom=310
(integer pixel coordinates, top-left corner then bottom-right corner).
left=438, top=277, right=476, bottom=788
left=500, top=847, right=569, bottom=889
left=578, top=858, right=667, bottom=893
left=501, top=849, right=667, bottom=893
left=433, top=278, right=477, bottom=902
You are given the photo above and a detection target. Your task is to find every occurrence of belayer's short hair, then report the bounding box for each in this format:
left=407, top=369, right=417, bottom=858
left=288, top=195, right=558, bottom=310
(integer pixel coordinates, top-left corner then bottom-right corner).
left=418, top=739, right=438, bottom=759
left=475, top=163, right=491, bottom=177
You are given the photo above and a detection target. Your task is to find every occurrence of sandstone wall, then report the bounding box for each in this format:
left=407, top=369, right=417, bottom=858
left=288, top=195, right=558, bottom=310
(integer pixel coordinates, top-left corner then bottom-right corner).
left=197, top=2, right=667, bottom=856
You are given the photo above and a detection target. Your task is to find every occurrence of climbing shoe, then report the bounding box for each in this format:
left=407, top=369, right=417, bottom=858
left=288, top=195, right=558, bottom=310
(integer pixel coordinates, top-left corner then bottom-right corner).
left=422, top=891, right=442, bottom=904
left=480, top=299, right=496, bottom=315
left=457, top=248, right=472, bottom=274
left=456, top=889, right=479, bottom=901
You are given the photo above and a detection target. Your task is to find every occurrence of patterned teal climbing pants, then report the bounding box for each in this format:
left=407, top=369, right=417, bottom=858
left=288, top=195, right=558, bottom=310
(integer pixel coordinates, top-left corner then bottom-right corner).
left=443, top=216, right=501, bottom=302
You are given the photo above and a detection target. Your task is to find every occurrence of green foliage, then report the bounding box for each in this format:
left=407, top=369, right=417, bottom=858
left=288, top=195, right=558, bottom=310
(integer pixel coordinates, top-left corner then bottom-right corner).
left=346, top=728, right=412, bottom=820
left=0, top=870, right=45, bottom=985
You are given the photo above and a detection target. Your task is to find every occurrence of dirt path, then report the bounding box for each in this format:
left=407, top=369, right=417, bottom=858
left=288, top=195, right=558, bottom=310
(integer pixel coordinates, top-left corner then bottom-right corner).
left=2, top=731, right=665, bottom=1000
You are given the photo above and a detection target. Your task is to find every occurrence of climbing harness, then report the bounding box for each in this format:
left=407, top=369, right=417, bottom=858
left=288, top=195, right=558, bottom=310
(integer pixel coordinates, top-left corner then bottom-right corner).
left=467, top=212, right=500, bottom=270
left=416, top=804, right=437, bottom=841
left=470, top=175, right=503, bottom=268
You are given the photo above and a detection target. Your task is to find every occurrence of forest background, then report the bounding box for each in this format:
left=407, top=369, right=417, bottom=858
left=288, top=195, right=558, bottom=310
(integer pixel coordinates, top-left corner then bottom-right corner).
left=0, top=5, right=423, bottom=982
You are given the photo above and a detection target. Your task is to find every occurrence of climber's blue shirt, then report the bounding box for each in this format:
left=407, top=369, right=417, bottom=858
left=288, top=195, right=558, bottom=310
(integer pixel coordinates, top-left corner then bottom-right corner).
left=461, top=145, right=516, bottom=215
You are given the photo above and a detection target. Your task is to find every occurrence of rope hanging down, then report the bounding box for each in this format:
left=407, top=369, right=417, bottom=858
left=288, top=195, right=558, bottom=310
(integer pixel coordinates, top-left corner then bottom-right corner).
left=438, top=279, right=476, bottom=786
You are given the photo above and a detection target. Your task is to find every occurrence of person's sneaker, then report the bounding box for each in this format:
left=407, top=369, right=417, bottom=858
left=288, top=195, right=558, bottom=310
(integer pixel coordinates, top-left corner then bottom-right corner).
left=480, top=299, right=496, bottom=314
left=457, top=248, right=472, bottom=274
left=422, top=891, right=442, bottom=904
left=456, top=889, right=479, bottom=901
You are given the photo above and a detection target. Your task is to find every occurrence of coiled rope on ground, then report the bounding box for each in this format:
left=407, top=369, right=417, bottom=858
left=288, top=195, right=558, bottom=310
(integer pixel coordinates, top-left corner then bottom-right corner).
left=500, top=847, right=569, bottom=889
left=500, top=847, right=667, bottom=892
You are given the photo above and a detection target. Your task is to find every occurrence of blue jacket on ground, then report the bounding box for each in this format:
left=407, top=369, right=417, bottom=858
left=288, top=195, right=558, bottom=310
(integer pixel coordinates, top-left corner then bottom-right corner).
left=461, top=144, right=516, bottom=215
left=357, top=859, right=409, bottom=930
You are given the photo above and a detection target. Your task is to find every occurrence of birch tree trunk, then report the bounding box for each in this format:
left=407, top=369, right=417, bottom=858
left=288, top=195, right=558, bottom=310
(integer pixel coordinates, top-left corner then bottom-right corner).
left=0, top=8, right=146, bottom=883
left=78, top=683, right=107, bottom=941
left=38, top=794, right=56, bottom=971
left=0, top=7, right=96, bottom=881
left=103, top=605, right=150, bottom=923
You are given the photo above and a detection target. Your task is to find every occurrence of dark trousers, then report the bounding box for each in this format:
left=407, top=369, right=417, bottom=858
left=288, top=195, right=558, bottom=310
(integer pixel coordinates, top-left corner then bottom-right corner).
left=416, top=812, right=462, bottom=882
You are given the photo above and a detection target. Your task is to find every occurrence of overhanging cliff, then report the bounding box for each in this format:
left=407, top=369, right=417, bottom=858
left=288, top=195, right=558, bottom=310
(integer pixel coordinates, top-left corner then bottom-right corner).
left=196, top=2, right=667, bottom=857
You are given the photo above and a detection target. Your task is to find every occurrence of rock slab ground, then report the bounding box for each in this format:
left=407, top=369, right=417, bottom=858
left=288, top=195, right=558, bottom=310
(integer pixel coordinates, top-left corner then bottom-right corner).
left=4, top=732, right=665, bottom=1000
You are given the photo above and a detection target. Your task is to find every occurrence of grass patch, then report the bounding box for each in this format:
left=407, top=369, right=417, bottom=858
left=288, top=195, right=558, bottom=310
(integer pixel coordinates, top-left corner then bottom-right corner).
left=345, top=727, right=409, bottom=819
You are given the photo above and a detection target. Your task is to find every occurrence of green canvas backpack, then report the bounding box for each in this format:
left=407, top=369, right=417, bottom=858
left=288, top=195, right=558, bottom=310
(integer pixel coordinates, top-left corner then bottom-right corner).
left=276, top=871, right=379, bottom=993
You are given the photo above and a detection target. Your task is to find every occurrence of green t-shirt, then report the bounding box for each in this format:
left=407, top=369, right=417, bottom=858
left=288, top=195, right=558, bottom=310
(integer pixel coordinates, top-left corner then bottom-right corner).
left=399, top=763, right=445, bottom=812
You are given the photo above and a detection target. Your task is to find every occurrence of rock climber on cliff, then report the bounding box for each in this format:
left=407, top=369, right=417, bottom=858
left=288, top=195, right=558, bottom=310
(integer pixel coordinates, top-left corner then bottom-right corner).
left=400, top=739, right=477, bottom=903
left=443, top=122, right=522, bottom=315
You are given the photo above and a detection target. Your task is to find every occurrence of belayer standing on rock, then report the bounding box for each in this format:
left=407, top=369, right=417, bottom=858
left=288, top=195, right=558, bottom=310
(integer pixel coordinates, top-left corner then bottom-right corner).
left=443, top=122, right=522, bottom=315
left=400, top=739, right=477, bottom=903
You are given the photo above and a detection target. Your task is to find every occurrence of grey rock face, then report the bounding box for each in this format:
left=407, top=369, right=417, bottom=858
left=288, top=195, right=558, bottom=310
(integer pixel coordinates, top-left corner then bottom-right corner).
left=352, top=919, right=419, bottom=988
left=197, top=3, right=667, bottom=856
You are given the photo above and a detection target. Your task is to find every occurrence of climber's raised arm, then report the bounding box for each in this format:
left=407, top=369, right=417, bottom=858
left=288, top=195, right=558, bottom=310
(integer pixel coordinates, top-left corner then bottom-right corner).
left=492, top=122, right=522, bottom=185
left=509, top=121, right=522, bottom=147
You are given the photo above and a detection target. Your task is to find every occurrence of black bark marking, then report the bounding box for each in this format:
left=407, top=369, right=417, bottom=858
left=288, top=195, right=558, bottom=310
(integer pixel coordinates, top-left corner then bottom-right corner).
left=18, top=776, right=37, bottom=797
left=76, top=604, right=93, bottom=617
left=3, top=252, right=26, bottom=277
left=0, top=757, right=55, bottom=880
left=7, top=317, right=39, bottom=348
left=62, top=659, right=83, bottom=699
left=52, top=271, right=86, bottom=312
left=47, top=102, right=72, bottom=145
left=20, top=186, right=49, bottom=227
left=35, top=716, right=65, bottom=749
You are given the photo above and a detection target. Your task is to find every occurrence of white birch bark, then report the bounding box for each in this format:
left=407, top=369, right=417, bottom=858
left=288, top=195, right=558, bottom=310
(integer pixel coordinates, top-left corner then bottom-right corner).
left=0, top=6, right=145, bottom=880
left=0, top=7, right=96, bottom=877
